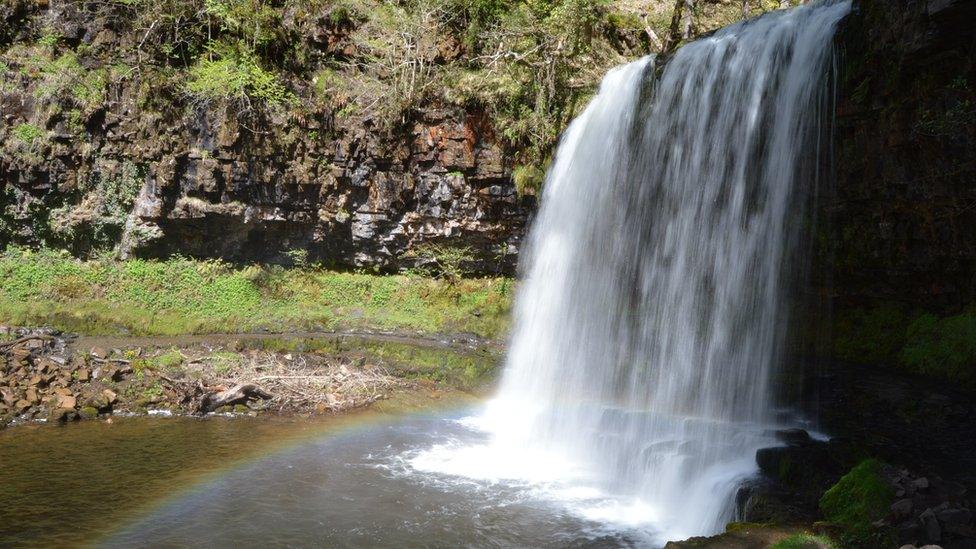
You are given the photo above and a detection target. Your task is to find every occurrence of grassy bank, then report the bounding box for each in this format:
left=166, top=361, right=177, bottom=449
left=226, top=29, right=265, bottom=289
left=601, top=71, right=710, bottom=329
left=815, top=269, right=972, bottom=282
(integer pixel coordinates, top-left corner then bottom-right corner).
left=241, top=335, right=502, bottom=390
left=0, top=249, right=513, bottom=338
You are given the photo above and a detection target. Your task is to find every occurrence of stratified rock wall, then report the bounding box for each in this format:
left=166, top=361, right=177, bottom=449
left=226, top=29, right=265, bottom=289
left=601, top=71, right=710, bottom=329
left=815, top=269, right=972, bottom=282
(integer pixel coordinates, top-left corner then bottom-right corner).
left=828, top=0, right=976, bottom=312
left=0, top=2, right=532, bottom=273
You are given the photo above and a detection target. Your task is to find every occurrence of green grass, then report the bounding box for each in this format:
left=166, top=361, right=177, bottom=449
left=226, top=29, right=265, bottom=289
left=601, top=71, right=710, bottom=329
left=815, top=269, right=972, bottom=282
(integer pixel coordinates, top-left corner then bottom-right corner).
left=771, top=533, right=836, bottom=549
left=352, top=339, right=501, bottom=389
left=0, top=248, right=512, bottom=339
left=239, top=336, right=502, bottom=390
left=820, top=459, right=894, bottom=546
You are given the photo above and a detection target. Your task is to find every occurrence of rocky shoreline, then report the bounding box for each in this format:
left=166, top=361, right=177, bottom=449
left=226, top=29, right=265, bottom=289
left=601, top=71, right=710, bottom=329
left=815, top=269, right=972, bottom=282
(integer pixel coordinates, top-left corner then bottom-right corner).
left=0, top=327, right=495, bottom=428
left=729, top=429, right=976, bottom=548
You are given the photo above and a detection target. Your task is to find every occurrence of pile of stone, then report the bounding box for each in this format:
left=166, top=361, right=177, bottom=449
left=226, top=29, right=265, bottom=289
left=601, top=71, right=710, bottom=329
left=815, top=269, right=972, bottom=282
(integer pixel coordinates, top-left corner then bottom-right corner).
left=0, top=327, right=117, bottom=425
left=885, top=469, right=974, bottom=548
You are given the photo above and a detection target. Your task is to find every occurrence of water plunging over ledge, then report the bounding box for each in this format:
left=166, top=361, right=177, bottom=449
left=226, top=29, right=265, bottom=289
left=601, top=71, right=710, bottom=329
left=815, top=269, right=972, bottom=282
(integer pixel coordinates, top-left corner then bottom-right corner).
left=413, top=0, right=851, bottom=543
left=0, top=3, right=854, bottom=547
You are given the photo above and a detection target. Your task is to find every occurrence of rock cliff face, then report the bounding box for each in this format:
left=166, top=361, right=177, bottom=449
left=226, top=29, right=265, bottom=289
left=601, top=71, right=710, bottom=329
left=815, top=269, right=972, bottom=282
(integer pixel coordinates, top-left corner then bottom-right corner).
left=2, top=0, right=973, bottom=284
left=828, top=0, right=976, bottom=312
left=809, top=0, right=976, bottom=493
left=0, top=2, right=533, bottom=273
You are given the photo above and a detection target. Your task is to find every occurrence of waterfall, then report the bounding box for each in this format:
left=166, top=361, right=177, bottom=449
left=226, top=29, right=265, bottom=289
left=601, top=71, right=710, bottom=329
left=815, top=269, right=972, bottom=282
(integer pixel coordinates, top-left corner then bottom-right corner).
left=413, top=1, right=850, bottom=545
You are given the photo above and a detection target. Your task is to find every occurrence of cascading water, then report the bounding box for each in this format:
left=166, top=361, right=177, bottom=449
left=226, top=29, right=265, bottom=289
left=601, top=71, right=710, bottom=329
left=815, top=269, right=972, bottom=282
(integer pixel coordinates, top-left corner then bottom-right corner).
left=411, top=1, right=850, bottom=545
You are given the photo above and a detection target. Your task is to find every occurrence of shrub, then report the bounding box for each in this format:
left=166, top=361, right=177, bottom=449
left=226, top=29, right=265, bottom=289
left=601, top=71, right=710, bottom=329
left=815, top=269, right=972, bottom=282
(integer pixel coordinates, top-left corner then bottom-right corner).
left=512, top=164, right=546, bottom=196
left=186, top=41, right=294, bottom=108
left=33, top=51, right=107, bottom=112
left=404, top=244, right=475, bottom=284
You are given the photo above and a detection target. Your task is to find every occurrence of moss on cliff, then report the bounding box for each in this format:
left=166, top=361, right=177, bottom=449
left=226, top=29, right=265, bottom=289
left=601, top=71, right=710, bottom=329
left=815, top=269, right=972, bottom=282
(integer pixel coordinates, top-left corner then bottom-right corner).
left=819, top=459, right=894, bottom=547
left=0, top=248, right=512, bottom=338
left=832, top=303, right=976, bottom=391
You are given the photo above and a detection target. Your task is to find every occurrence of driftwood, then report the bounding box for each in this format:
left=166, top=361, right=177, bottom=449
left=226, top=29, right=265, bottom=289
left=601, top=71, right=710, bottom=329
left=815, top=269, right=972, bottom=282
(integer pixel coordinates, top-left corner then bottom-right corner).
left=89, top=357, right=132, bottom=365
left=200, top=383, right=273, bottom=413
left=0, top=335, right=55, bottom=352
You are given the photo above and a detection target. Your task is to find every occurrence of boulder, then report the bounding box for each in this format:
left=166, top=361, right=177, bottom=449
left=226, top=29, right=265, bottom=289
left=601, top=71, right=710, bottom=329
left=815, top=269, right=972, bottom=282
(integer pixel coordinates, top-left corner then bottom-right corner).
left=48, top=407, right=79, bottom=422
left=919, top=508, right=942, bottom=542
left=774, top=428, right=814, bottom=447
left=891, top=498, right=914, bottom=521
left=936, top=507, right=972, bottom=534
left=755, top=439, right=844, bottom=496
left=56, top=394, right=77, bottom=409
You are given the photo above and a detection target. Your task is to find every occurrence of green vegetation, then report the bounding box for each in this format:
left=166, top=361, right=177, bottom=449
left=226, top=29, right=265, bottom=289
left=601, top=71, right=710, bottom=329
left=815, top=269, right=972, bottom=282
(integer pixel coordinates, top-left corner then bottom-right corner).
left=833, top=304, right=910, bottom=365
left=770, top=533, right=836, bottom=549
left=0, top=248, right=512, bottom=338
left=12, top=123, right=43, bottom=144
left=241, top=336, right=501, bottom=389
left=819, top=459, right=894, bottom=546
left=352, top=339, right=500, bottom=389
left=901, top=312, right=976, bottom=387
left=48, top=161, right=146, bottom=247
left=833, top=304, right=976, bottom=390
left=0, top=0, right=778, bottom=183
left=186, top=41, right=294, bottom=108
left=33, top=52, right=108, bottom=112
left=404, top=243, right=476, bottom=283
left=512, top=164, right=546, bottom=196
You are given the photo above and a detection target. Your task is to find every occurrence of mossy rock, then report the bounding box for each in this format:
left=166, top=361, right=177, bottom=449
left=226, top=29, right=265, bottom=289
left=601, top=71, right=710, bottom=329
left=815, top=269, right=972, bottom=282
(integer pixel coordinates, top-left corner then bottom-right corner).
left=819, top=459, right=895, bottom=546
left=78, top=406, right=99, bottom=419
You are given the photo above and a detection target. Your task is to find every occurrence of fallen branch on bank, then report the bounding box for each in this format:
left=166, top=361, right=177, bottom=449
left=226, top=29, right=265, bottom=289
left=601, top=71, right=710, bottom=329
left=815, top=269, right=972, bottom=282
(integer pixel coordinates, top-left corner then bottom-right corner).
left=200, top=383, right=273, bottom=413
left=0, top=335, right=55, bottom=352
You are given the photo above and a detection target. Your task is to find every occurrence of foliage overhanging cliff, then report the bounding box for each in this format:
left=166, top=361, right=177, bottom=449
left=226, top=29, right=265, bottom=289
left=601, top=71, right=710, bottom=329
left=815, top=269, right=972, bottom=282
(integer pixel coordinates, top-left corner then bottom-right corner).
left=0, top=0, right=776, bottom=271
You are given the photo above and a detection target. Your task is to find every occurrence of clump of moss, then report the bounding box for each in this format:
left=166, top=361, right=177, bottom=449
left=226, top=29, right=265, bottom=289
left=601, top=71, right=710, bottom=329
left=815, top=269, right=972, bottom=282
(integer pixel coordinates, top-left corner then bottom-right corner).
left=819, top=459, right=894, bottom=545
left=151, top=349, right=185, bottom=371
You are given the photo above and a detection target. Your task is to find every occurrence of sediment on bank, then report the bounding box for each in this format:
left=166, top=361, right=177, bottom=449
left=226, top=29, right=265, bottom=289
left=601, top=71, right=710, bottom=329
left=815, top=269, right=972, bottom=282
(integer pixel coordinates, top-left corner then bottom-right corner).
left=0, top=327, right=502, bottom=428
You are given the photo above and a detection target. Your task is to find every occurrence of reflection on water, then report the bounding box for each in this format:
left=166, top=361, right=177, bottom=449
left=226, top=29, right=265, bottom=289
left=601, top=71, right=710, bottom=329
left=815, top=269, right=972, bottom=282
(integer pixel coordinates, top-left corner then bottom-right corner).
left=0, top=415, right=353, bottom=547
left=3, top=398, right=661, bottom=548
left=103, top=412, right=646, bottom=547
